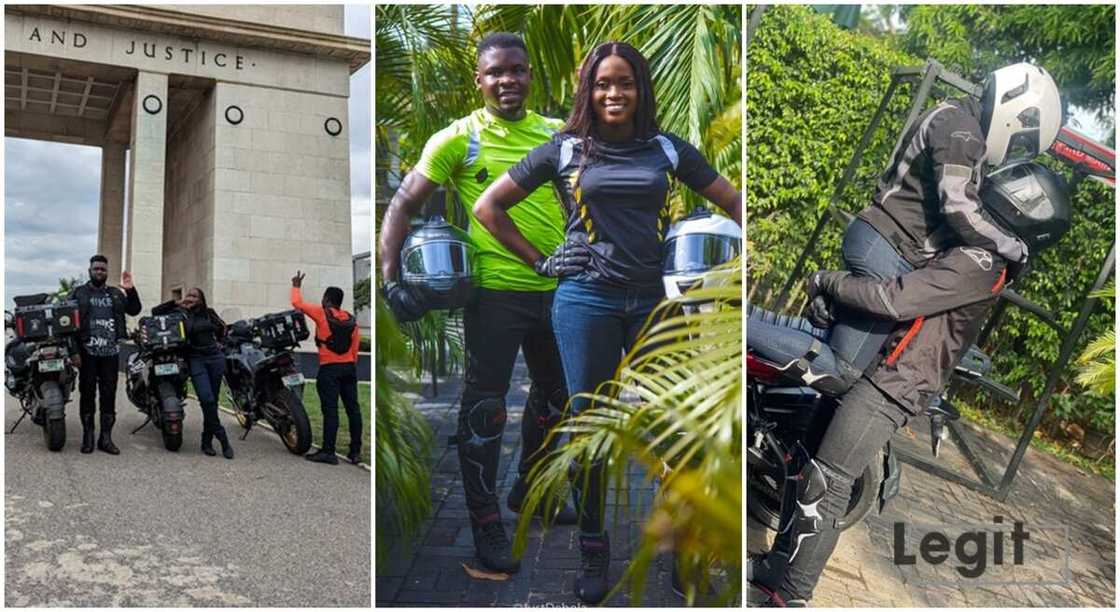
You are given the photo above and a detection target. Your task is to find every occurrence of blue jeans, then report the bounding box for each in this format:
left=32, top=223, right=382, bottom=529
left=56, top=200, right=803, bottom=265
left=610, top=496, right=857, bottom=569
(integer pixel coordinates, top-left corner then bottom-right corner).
left=189, top=352, right=226, bottom=437
left=552, top=276, right=662, bottom=534
left=829, top=218, right=914, bottom=371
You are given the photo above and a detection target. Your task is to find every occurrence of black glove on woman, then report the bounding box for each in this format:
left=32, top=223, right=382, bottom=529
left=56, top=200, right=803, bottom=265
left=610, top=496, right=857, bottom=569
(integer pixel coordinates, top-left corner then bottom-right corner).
left=534, top=239, right=592, bottom=278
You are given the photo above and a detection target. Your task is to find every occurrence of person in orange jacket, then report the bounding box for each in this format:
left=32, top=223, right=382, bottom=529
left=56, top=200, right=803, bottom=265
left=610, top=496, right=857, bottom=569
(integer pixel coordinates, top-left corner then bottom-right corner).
left=290, top=270, right=362, bottom=465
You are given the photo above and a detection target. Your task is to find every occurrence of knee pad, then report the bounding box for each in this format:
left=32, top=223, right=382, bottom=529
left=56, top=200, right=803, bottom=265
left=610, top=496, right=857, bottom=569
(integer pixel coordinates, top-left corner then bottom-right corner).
left=781, top=457, right=850, bottom=562
left=458, top=397, right=507, bottom=448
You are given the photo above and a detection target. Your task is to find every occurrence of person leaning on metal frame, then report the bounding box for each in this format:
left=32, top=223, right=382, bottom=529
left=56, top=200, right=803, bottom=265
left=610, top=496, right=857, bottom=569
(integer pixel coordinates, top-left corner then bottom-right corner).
left=67, top=254, right=142, bottom=455
left=377, top=32, right=579, bottom=575
left=750, top=63, right=1063, bottom=396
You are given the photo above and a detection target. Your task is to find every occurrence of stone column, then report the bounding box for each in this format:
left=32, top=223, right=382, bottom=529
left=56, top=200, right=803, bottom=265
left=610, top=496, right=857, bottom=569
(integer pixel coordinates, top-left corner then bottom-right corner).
left=97, top=142, right=126, bottom=281
left=125, top=71, right=168, bottom=308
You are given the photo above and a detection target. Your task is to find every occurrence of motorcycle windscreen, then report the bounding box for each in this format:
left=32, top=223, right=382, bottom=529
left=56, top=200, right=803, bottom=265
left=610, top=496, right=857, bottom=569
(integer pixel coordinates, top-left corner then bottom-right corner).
left=401, top=241, right=474, bottom=280
left=662, top=234, right=741, bottom=275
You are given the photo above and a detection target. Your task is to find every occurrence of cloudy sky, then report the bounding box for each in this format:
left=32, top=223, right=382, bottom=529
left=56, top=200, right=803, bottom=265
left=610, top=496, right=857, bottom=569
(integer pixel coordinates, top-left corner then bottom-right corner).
left=3, top=6, right=371, bottom=308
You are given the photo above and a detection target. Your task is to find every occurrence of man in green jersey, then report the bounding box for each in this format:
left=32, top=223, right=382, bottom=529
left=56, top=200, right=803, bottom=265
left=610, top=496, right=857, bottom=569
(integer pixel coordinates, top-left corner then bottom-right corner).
left=379, top=33, right=581, bottom=573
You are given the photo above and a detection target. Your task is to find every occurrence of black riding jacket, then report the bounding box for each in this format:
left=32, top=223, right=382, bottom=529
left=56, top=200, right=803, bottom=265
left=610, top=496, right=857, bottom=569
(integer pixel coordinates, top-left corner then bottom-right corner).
left=815, top=246, right=1007, bottom=414
left=69, top=281, right=142, bottom=344
left=858, top=97, right=1028, bottom=268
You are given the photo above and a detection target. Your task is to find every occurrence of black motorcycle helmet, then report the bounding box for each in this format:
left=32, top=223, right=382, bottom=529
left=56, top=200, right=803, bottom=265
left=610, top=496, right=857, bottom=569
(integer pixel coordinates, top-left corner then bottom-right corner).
left=980, top=161, right=1071, bottom=254
left=399, top=216, right=477, bottom=311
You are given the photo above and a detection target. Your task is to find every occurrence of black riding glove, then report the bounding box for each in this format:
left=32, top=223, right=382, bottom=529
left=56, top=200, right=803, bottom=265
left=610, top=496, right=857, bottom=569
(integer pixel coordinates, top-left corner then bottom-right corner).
left=534, top=239, right=592, bottom=278
left=807, top=295, right=835, bottom=329
left=382, top=282, right=426, bottom=323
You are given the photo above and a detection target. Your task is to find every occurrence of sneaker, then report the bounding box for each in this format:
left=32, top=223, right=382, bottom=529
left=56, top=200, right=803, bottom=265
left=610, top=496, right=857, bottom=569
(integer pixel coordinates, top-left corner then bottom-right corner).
left=471, top=517, right=520, bottom=573
left=305, top=450, right=339, bottom=465
left=346, top=450, right=362, bottom=465
left=575, top=533, right=611, bottom=604
left=506, top=479, right=578, bottom=525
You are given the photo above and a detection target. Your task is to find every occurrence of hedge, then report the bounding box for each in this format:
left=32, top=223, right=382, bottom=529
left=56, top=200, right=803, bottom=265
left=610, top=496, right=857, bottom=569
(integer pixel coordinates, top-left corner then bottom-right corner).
left=746, top=5, right=1115, bottom=434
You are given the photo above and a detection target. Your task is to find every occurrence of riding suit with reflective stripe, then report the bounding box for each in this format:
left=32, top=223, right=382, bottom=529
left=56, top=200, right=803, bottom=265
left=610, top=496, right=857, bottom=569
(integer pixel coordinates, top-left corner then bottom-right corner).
left=859, top=97, right=1028, bottom=267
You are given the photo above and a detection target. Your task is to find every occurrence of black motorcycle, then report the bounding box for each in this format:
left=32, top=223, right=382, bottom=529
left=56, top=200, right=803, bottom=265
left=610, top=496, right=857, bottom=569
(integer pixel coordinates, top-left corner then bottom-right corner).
left=746, top=342, right=1016, bottom=531
left=222, top=309, right=312, bottom=455
left=125, top=312, right=190, bottom=451
left=4, top=294, right=81, bottom=451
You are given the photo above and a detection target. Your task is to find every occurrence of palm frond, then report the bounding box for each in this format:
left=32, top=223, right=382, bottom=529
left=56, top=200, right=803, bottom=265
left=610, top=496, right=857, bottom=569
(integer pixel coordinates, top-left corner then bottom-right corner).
left=512, top=259, right=743, bottom=605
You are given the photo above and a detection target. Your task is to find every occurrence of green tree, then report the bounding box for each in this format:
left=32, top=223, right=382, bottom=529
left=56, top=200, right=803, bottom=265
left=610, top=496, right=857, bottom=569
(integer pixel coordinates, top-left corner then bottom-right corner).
left=54, top=277, right=82, bottom=300
left=901, top=5, right=1115, bottom=118
left=353, top=277, right=371, bottom=313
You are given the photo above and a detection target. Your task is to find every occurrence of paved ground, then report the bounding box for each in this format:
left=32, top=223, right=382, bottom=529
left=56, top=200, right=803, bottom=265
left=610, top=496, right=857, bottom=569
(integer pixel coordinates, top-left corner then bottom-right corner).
left=748, top=414, right=1115, bottom=607
left=376, top=358, right=714, bottom=607
left=5, top=377, right=370, bottom=607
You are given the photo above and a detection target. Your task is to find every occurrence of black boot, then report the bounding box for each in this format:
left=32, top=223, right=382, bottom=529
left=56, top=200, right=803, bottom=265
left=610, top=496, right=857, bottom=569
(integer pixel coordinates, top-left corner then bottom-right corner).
left=575, top=532, right=611, bottom=604
left=214, top=429, right=234, bottom=459
left=306, top=449, right=339, bottom=464
left=80, top=415, right=95, bottom=454
left=97, top=415, right=120, bottom=455
left=471, top=515, right=520, bottom=573
left=507, top=477, right=578, bottom=525
left=201, top=430, right=216, bottom=456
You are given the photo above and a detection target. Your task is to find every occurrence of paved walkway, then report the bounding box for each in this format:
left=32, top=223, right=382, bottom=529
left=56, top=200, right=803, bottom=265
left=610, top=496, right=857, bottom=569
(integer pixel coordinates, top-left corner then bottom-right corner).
left=748, top=415, right=1115, bottom=607
left=5, top=377, right=370, bottom=607
left=376, top=358, right=699, bottom=607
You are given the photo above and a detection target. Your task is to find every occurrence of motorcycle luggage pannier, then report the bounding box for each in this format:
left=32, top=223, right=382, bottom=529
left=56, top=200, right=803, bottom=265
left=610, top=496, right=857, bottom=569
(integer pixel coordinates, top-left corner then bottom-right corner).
left=255, top=310, right=309, bottom=349
left=13, top=300, right=80, bottom=340
left=138, top=313, right=188, bottom=350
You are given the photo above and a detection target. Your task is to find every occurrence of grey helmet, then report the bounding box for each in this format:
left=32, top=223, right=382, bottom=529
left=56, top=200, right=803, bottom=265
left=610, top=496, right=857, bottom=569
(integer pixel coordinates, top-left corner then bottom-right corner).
left=399, top=216, right=478, bottom=311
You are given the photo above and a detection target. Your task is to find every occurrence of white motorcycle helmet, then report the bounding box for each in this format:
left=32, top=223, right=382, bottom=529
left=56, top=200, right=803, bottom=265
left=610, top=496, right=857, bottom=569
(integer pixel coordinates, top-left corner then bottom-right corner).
left=662, top=208, right=741, bottom=301
left=979, top=63, right=1062, bottom=166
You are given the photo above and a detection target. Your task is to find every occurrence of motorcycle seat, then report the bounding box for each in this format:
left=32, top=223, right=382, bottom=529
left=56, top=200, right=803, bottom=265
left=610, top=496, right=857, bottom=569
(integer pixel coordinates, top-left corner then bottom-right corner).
left=746, top=304, right=830, bottom=341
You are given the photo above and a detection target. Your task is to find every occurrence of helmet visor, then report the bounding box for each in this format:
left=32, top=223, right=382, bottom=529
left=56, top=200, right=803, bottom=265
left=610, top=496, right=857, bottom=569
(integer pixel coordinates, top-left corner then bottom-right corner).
left=401, top=241, right=474, bottom=279
left=663, top=234, right=740, bottom=275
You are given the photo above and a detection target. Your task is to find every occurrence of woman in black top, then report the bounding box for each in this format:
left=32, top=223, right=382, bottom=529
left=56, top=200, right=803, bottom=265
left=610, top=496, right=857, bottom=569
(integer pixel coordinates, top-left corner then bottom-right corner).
left=156, top=288, right=233, bottom=459
left=474, top=41, right=741, bottom=603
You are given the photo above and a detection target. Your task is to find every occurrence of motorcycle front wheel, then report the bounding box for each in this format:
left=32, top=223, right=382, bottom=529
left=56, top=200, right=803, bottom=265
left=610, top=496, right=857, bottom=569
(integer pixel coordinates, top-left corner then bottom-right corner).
left=38, top=382, right=66, bottom=452
left=747, top=448, right=882, bottom=532
left=270, top=388, right=311, bottom=455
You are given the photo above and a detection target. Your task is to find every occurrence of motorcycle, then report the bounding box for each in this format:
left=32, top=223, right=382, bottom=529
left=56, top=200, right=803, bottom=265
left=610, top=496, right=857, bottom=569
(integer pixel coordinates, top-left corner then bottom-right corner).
left=747, top=326, right=1017, bottom=532
left=124, top=312, right=190, bottom=451
left=221, top=308, right=313, bottom=455
left=4, top=294, right=81, bottom=451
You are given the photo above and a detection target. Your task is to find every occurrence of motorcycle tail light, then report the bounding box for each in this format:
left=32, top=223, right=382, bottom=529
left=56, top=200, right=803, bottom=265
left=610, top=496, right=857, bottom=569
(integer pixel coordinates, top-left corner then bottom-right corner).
left=747, top=352, right=785, bottom=385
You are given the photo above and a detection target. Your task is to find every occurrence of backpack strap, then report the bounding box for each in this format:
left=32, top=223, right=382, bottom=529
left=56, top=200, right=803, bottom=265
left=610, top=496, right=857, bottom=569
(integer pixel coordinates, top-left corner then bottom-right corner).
left=558, top=135, right=577, bottom=173
left=652, top=134, right=679, bottom=172
left=464, top=127, right=481, bottom=167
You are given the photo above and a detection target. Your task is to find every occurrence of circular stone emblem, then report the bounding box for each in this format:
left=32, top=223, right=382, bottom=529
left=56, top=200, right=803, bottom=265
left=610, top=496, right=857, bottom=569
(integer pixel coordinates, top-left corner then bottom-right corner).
left=225, top=105, right=244, bottom=125
left=324, top=117, right=342, bottom=136
left=142, top=95, right=162, bottom=115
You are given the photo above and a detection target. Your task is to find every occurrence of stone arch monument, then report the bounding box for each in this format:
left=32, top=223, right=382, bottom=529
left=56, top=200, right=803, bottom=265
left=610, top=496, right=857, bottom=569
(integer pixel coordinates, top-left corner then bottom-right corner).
left=5, top=4, right=370, bottom=322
